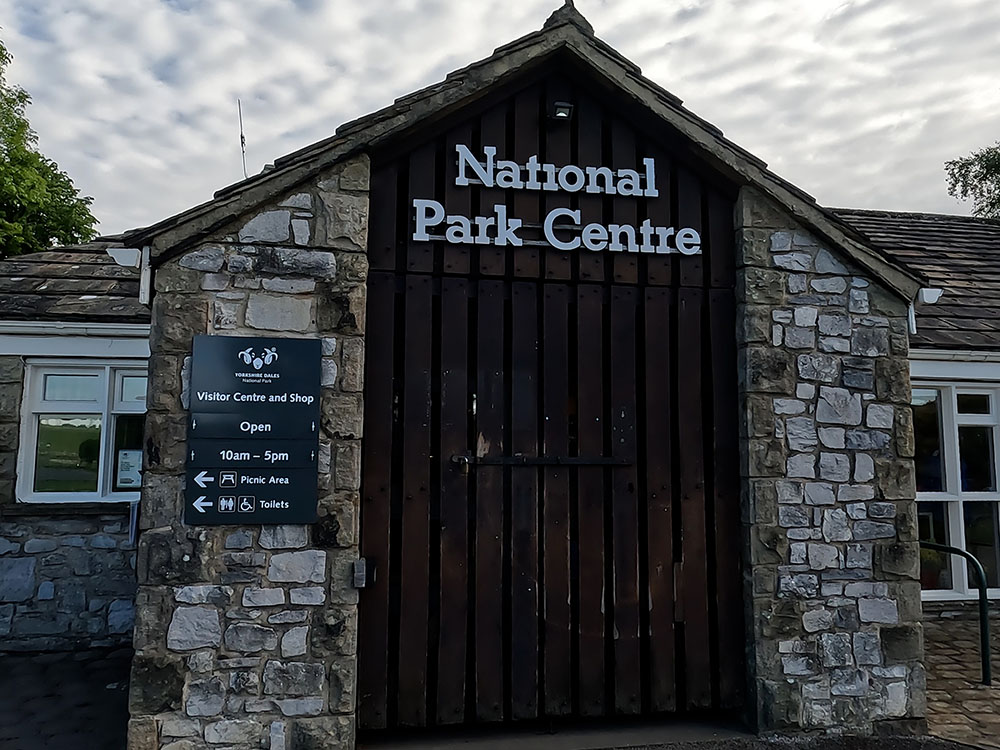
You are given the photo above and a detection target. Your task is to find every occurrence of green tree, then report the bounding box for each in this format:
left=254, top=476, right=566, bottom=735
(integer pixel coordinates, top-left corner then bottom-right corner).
left=945, top=141, right=1000, bottom=219
left=1, top=39, right=97, bottom=257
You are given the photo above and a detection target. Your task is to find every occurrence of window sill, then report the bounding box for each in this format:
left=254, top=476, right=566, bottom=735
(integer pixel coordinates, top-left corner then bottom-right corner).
left=922, top=590, right=1000, bottom=602
left=1, top=501, right=135, bottom=518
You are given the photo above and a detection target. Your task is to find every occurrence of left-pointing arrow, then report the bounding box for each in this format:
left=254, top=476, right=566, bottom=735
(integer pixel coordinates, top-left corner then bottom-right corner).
left=193, top=496, right=212, bottom=513
left=194, top=470, right=216, bottom=489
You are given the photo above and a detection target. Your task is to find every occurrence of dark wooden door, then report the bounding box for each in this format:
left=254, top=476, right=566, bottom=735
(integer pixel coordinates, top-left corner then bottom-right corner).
left=357, top=68, right=744, bottom=732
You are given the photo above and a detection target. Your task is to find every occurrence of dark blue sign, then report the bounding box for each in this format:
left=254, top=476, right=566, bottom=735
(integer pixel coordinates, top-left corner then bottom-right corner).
left=184, top=335, right=321, bottom=525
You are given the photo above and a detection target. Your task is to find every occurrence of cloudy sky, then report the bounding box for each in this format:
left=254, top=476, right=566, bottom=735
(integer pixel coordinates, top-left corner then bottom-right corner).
left=1, top=0, right=998, bottom=235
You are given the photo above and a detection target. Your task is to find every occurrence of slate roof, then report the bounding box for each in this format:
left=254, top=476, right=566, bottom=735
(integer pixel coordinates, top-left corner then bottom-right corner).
left=119, top=2, right=922, bottom=301
left=0, top=241, right=148, bottom=324
left=834, top=208, right=1000, bottom=351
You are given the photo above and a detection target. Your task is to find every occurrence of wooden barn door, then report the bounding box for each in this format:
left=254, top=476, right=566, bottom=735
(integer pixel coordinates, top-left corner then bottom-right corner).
left=357, top=69, right=744, bottom=732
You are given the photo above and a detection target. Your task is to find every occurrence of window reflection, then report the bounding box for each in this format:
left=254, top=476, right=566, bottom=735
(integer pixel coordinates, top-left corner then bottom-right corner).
left=43, top=374, right=100, bottom=402
left=913, top=389, right=945, bottom=492
left=33, top=416, right=102, bottom=493
left=958, top=426, right=996, bottom=492
left=964, top=503, right=1000, bottom=588
left=918, top=502, right=952, bottom=590
left=958, top=393, right=991, bottom=415
left=112, top=415, right=145, bottom=491
left=120, top=376, right=148, bottom=404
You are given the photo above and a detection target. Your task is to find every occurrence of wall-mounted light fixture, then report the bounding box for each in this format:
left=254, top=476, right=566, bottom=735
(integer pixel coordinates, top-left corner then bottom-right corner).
left=550, top=101, right=574, bottom=121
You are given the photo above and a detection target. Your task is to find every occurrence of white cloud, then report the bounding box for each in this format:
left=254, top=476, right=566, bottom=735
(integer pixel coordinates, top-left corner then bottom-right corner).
left=1, top=0, right=998, bottom=233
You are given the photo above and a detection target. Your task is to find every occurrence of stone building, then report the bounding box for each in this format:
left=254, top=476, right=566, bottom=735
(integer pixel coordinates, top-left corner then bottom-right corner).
left=0, top=240, right=147, bottom=650
left=2, top=4, right=999, bottom=749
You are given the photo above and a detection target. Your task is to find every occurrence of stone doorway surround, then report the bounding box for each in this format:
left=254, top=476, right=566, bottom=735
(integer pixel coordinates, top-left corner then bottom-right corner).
left=127, top=156, right=370, bottom=749
left=738, top=189, right=924, bottom=734
left=125, top=178, right=927, bottom=748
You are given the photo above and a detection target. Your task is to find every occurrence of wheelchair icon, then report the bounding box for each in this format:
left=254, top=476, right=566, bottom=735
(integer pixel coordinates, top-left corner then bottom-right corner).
left=238, top=496, right=256, bottom=513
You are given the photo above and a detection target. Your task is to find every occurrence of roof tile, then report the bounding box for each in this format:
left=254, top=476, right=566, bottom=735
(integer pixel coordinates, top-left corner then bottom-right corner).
left=834, top=208, right=1000, bottom=351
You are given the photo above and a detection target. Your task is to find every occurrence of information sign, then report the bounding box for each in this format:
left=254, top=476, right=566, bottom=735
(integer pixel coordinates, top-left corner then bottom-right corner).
left=184, top=335, right=321, bottom=525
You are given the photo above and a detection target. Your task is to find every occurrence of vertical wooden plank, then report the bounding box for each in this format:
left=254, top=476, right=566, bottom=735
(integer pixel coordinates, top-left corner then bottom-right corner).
left=408, top=142, right=437, bottom=273
left=368, top=165, right=399, bottom=272
left=475, top=280, right=505, bottom=721
left=513, top=88, right=541, bottom=279
left=544, top=78, right=573, bottom=281
left=643, top=287, right=676, bottom=712
left=444, top=125, right=473, bottom=276
left=677, top=287, right=712, bottom=710
left=610, top=286, right=641, bottom=714
left=479, top=104, right=508, bottom=277
left=575, top=283, right=605, bottom=716
left=437, top=277, right=470, bottom=724
left=397, top=274, right=433, bottom=726
left=610, top=121, right=639, bottom=285
left=644, top=146, right=673, bottom=287
left=358, top=271, right=396, bottom=729
left=542, top=284, right=572, bottom=716
left=576, top=96, right=605, bottom=283
left=510, top=281, right=539, bottom=719
left=677, top=168, right=704, bottom=288
left=708, top=189, right=736, bottom=290
left=710, top=288, right=744, bottom=708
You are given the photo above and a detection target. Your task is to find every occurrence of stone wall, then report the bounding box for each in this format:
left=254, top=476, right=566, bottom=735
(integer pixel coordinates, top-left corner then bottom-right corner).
left=0, top=356, right=23, bottom=505
left=127, top=155, right=369, bottom=749
left=738, top=188, right=925, bottom=734
left=0, top=355, right=137, bottom=652
left=0, top=514, right=135, bottom=651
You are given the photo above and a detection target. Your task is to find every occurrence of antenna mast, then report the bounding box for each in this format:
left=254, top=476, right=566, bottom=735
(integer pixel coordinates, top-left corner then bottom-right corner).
left=237, top=98, right=248, bottom=179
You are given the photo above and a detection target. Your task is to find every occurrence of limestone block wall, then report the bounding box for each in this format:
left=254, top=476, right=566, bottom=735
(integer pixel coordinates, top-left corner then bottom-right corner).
left=127, top=155, right=369, bottom=750
left=0, top=356, right=21, bottom=502
left=0, top=356, right=137, bottom=652
left=738, top=189, right=924, bottom=734
left=0, top=514, right=135, bottom=651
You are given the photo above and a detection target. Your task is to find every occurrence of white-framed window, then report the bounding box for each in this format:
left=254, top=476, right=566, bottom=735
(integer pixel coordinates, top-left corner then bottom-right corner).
left=913, top=382, right=1000, bottom=600
left=16, top=360, right=147, bottom=503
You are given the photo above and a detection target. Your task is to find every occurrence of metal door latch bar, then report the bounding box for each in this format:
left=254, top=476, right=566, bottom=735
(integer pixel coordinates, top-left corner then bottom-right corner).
left=451, top=454, right=632, bottom=469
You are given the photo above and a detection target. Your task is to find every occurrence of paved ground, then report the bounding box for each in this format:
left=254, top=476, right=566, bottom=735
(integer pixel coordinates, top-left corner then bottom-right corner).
left=359, top=721, right=752, bottom=750
left=0, top=635, right=991, bottom=750
left=924, top=613, right=1000, bottom=749
left=0, top=647, right=131, bottom=749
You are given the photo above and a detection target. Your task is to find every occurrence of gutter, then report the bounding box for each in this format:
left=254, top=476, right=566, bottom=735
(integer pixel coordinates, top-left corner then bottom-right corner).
left=0, top=321, right=150, bottom=337
left=910, top=348, right=1000, bottom=363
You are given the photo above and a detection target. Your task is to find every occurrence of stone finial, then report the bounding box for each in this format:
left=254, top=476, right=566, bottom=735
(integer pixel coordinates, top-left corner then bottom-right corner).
left=543, top=0, right=595, bottom=35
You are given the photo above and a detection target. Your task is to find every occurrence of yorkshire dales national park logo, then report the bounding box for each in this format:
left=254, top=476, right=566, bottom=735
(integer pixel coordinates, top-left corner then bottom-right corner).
left=235, top=346, right=280, bottom=384
left=238, top=346, right=278, bottom=371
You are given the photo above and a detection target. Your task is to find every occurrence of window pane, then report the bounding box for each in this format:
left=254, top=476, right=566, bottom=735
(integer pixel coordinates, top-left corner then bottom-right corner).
left=43, top=374, right=100, bottom=402
left=958, top=393, right=991, bottom=415
left=913, top=389, right=945, bottom=492
left=959, top=426, right=996, bottom=492
left=918, top=501, right=953, bottom=590
left=33, top=416, right=101, bottom=493
left=113, top=415, right=145, bottom=491
left=119, top=375, right=147, bottom=404
left=963, top=503, right=1000, bottom=588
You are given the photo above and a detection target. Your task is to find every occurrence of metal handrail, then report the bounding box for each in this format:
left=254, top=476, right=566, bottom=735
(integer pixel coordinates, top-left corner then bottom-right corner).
left=920, top=540, right=993, bottom=686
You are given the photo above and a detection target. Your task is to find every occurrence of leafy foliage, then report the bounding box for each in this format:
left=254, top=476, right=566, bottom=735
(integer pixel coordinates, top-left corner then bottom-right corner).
left=0, top=40, right=97, bottom=257
left=945, top=141, right=1000, bottom=219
